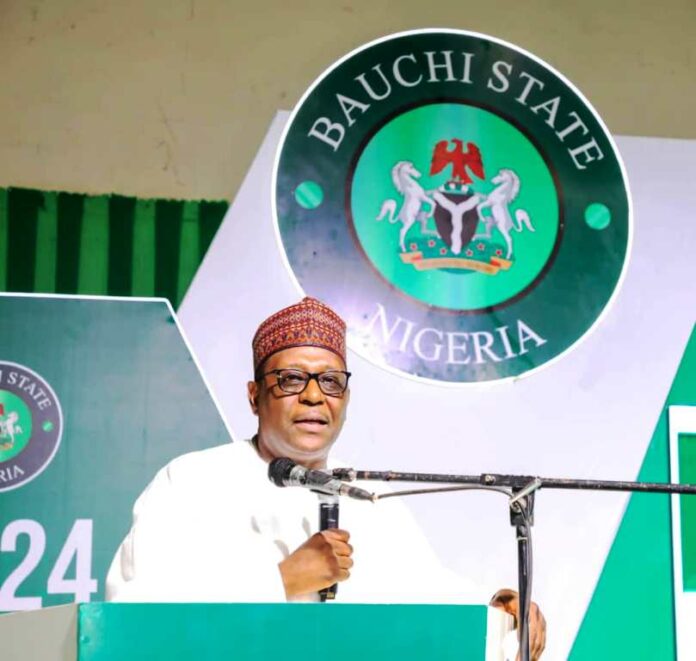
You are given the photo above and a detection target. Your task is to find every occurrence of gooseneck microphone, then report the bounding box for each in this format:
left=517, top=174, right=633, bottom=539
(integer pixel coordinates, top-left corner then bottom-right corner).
left=267, top=458, right=375, bottom=501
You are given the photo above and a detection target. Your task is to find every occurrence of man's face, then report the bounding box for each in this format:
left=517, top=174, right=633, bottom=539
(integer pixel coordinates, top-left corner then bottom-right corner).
left=247, top=346, right=350, bottom=468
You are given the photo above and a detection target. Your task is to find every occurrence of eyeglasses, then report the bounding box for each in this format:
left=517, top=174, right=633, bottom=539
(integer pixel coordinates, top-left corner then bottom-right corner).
left=260, top=369, right=351, bottom=396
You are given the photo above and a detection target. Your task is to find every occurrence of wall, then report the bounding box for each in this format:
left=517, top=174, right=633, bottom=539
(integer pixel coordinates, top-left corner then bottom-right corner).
left=0, top=0, right=694, bottom=200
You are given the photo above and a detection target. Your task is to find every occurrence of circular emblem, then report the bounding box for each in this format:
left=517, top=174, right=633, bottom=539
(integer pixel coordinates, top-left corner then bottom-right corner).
left=273, top=30, right=631, bottom=384
left=0, top=362, right=63, bottom=491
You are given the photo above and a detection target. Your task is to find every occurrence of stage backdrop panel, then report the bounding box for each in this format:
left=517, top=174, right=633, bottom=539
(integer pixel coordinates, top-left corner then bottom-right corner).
left=570, top=329, right=696, bottom=659
left=179, top=113, right=696, bottom=660
left=0, top=294, right=230, bottom=611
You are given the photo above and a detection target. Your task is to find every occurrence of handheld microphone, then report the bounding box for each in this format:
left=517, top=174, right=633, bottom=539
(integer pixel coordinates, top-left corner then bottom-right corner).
left=318, top=493, right=339, bottom=601
left=268, top=458, right=375, bottom=501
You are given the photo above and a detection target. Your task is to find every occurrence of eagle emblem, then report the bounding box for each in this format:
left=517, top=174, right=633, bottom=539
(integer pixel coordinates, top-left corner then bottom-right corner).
left=430, top=139, right=485, bottom=185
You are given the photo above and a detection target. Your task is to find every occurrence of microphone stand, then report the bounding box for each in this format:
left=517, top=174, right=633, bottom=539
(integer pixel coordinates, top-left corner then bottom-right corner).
left=331, top=468, right=696, bottom=661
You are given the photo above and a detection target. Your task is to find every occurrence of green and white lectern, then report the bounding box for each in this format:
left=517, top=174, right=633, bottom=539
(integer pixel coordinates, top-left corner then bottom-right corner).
left=0, top=602, right=511, bottom=660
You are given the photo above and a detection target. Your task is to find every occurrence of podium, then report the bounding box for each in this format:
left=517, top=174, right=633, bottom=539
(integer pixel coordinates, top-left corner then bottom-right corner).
left=1, top=603, right=512, bottom=660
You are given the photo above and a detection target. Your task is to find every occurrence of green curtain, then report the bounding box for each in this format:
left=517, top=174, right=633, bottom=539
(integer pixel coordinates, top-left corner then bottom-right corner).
left=0, top=188, right=228, bottom=308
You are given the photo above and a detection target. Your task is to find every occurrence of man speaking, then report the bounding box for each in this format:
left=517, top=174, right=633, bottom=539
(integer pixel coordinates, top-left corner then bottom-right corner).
left=106, top=297, right=545, bottom=658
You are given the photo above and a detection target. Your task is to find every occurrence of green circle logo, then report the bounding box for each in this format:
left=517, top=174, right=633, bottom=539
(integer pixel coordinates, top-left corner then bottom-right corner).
left=274, top=30, right=631, bottom=384
left=0, top=391, right=33, bottom=462
left=351, top=103, right=559, bottom=310
left=0, top=362, right=63, bottom=491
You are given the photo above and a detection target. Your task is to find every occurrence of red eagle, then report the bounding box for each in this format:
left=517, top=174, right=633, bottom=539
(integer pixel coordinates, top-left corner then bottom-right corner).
left=430, top=139, right=485, bottom=185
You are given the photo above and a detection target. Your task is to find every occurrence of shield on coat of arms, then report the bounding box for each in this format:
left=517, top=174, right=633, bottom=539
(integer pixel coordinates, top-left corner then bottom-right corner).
left=432, top=190, right=480, bottom=254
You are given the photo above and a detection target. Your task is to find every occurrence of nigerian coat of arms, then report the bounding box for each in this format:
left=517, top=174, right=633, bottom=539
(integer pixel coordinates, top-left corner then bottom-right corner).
left=376, top=139, right=534, bottom=275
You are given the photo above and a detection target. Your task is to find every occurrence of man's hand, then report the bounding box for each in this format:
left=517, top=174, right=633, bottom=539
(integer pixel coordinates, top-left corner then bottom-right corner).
left=490, top=588, right=546, bottom=660
left=278, top=529, right=354, bottom=598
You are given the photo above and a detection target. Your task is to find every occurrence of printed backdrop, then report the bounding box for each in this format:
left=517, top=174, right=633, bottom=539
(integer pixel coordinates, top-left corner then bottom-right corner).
left=0, top=296, right=229, bottom=611
left=0, top=126, right=694, bottom=658
left=179, top=114, right=696, bottom=660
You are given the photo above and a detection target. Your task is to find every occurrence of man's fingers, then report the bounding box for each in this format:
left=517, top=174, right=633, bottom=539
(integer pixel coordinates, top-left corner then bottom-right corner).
left=490, top=589, right=546, bottom=660
left=321, top=530, right=353, bottom=556
left=529, top=605, right=546, bottom=660
left=281, top=531, right=356, bottom=598
left=490, top=588, right=519, bottom=621
left=515, top=602, right=546, bottom=661
left=332, top=541, right=353, bottom=556
left=322, top=529, right=350, bottom=542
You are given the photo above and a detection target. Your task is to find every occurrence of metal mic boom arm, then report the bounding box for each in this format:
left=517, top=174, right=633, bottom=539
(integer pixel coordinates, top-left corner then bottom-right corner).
left=331, top=467, right=696, bottom=495
left=331, top=467, right=696, bottom=661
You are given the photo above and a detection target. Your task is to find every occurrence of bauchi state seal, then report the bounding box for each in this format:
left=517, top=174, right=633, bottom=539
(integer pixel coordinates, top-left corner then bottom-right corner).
left=0, top=362, right=63, bottom=491
left=273, top=29, right=631, bottom=384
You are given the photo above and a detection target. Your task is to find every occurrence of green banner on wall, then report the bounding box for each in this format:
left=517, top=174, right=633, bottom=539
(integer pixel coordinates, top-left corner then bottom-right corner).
left=0, top=294, right=230, bottom=610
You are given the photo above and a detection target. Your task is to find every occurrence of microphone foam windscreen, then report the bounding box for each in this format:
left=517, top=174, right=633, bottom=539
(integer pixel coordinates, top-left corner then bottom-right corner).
left=268, top=457, right=296, bottom=487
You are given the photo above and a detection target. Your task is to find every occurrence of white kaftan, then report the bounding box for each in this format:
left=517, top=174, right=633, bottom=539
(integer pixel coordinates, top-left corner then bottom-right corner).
left=106, top=440, right=486, bottom=604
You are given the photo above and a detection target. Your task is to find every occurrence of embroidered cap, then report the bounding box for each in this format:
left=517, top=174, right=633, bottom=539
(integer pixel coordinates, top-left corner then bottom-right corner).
left=252, top=297, right=347, bottom=372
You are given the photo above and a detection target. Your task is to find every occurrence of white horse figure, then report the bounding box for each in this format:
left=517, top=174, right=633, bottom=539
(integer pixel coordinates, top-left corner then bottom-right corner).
left=474, top=169, right=534, bottom=259
left=0, top=411, right=22, bottom=450
left=377, top=161, right=437, bottom=252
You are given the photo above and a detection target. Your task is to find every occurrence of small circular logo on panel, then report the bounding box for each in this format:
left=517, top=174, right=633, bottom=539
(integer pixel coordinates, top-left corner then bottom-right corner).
left=0, top=362, right=63, bottom=491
